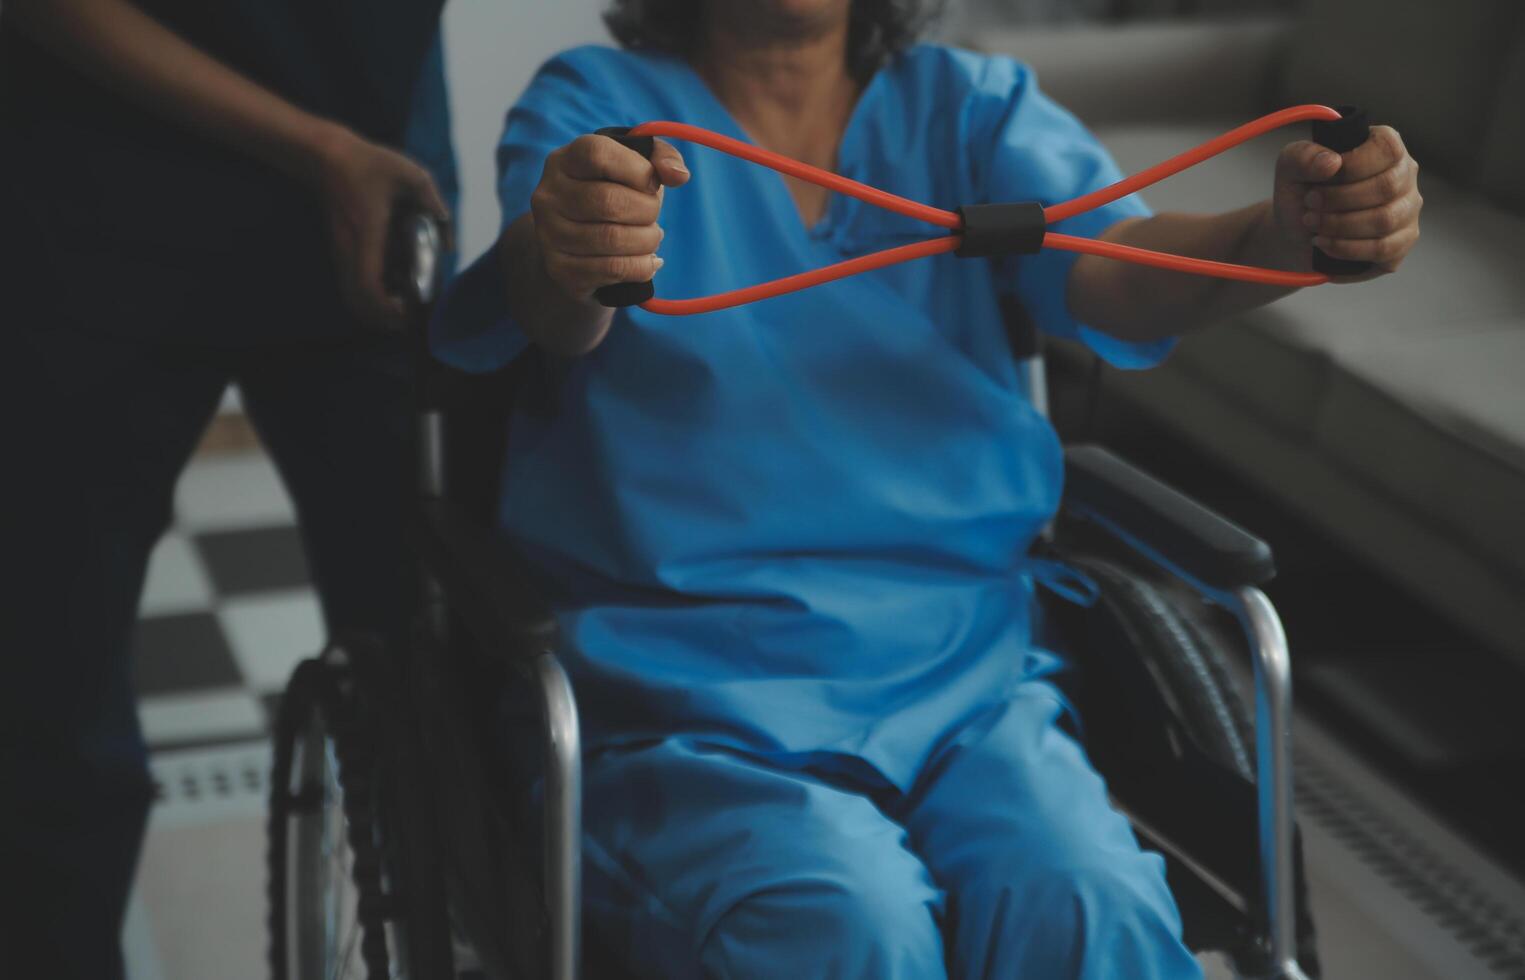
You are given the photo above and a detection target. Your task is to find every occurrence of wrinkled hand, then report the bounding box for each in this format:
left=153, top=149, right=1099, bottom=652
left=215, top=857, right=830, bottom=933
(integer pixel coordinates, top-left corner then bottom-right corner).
left=315, top=127, right=451, bottom=330
left=1271, top=125, right=1422, bottom=279
left=530, top=133, right=690, bottom=302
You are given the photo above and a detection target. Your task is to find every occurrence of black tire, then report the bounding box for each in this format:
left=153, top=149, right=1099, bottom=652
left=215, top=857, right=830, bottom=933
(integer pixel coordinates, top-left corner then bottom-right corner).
left=1076, top=558, right=1255, bottom=780
left=268, top=644, right=453, bottom=979
left=1073, top=556, right=1321, bottom=978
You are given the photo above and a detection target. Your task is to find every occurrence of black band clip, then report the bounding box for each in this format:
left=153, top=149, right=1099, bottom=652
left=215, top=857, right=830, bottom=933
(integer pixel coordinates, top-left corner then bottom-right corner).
left=955, top=202, right=1047, bottom=258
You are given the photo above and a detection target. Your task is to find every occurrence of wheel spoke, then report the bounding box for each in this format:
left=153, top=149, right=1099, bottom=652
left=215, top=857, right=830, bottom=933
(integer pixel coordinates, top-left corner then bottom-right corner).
left=278, top=672, right=404, bottom=980
left=335, top=914, right=362, bottom=980
left=324, top=743, right=345, bottom=976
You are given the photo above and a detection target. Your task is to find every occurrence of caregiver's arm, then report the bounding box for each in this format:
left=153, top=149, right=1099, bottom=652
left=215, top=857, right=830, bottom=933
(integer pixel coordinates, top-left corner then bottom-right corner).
left=7, top=0, right=448, bottom=329
left=1070, top=126, right=1422, bottom=343
left=501, top=134, right=689, bottom=357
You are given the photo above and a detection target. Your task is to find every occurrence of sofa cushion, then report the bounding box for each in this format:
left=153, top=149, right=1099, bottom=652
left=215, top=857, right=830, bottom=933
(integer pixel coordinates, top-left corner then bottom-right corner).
left=1092, top=122, right=1525, bottom=430
left=1095, top=122, right=1525, bottom=337
left=1477, top=25, right=1525, bottom=213
left=1313, top=319, right=1525, bottom=577
left=1280, top=0, right=1522, bottom=180
left=1089, top=121, right=1295, bottom=214
left=1090, top=121, right=1525, bottom=591
left=964, top=18, right=1289, bottom=126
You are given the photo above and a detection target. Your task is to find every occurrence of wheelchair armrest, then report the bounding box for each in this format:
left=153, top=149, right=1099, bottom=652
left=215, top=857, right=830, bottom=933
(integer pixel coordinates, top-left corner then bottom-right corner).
left=417, top=499, right=560, bottom=657
left=1062, top=444, right=1275, bottom=591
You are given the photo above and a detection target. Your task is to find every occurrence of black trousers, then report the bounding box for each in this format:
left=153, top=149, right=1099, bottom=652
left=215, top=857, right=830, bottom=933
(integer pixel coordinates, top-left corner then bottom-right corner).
left=1, top=316, right=416, bottom=977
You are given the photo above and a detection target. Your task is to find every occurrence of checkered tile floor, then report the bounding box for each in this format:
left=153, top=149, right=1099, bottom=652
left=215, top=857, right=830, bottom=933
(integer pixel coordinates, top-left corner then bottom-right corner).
left=135, top=446, right=322, bottom=752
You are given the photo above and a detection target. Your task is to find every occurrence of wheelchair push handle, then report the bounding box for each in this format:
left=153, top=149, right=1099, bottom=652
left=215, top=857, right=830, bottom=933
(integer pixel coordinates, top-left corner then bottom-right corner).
left=592, top=127, right=660, bottom=309
left=384, top=205, right=445, bottom=310
left=1310, top=105, right=1375, bottom=277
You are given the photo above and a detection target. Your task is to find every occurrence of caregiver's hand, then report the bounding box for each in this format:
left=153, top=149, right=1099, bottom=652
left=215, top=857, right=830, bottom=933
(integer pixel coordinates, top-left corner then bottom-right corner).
left=315, top=125, right=452, bottom=330
left=531, top=133, right=690, bottom=302
left=1271, top=125, right=1422, bottom=279
left=9, top=0, right=453, bottom=331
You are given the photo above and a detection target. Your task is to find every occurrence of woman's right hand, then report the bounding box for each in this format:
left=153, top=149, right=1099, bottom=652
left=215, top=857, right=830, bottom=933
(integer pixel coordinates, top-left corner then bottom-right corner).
left=530, top=133, right=690, bottom=303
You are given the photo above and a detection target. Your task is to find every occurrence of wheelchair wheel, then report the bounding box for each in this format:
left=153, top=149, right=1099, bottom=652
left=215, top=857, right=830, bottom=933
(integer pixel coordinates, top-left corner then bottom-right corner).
left=267, top=645, right=452, bottom=980
left=1073, top=556, right=1321, bottom=978
left=1076, top=558, right=1255, bottom=779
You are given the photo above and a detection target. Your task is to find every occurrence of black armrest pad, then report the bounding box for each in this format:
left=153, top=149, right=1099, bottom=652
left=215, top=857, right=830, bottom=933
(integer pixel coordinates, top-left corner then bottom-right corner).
left=417, top=499, right=560, bottom=657
left=1063, top=444, right=1275, bottom=590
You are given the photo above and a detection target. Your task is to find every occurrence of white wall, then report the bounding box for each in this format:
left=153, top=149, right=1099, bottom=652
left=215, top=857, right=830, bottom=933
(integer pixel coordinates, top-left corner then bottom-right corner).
left=441, top=1, right=610, bottom=261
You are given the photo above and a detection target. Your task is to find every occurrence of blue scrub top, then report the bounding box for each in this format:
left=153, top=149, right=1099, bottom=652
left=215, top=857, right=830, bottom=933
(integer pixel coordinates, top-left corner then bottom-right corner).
left=434, top=44, right=1168, bottom=790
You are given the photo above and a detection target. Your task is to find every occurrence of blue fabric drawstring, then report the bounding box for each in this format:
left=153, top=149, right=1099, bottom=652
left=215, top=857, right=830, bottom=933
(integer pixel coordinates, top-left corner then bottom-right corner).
left=1021, top=556, right=1100, bottom=608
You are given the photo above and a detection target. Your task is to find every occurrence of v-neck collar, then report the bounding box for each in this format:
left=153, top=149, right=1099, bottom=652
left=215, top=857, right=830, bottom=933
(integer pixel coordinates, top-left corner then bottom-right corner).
left=676, top=55, right=891, bottom=240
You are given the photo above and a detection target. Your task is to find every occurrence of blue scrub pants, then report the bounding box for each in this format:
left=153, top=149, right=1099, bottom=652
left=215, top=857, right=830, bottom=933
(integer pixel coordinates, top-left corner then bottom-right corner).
left=582, top=685, right=1204, bottom=979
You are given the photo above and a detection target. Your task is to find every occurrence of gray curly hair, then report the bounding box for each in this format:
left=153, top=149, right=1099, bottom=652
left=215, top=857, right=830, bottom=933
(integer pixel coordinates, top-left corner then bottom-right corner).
left=603, top=0, right=945, bottom=81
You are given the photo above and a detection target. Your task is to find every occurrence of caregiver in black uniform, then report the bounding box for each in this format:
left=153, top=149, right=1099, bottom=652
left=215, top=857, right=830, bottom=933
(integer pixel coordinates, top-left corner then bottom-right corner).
left=0, top=0, right=455, bottom=974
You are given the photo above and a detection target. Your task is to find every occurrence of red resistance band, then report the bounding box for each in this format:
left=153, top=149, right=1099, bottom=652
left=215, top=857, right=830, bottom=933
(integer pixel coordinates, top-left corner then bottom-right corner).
left=601, top=104, right=1352, bottom=317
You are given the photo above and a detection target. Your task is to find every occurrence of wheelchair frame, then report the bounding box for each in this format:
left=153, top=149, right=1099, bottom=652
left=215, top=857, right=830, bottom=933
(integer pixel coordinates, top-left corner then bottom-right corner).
left=368, top=189, right=1316, bottom=977
left=411, top=337, right=1305, bottom=980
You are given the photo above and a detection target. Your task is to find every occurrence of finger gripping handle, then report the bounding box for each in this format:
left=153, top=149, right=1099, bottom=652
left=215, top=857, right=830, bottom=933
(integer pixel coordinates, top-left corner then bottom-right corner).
left=1311, top=105, right=1373, bottom=276
left=592, top=126, right=659, bottom=308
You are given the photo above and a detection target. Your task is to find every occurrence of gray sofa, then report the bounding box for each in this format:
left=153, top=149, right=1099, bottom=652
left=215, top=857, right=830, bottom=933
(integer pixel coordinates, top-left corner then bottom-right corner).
left=968, top=2, right=1525, bottom=667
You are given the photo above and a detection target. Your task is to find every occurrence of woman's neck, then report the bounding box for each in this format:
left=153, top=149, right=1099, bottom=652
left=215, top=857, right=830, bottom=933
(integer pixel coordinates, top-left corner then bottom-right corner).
left=694, top=8, right=860, bottom=225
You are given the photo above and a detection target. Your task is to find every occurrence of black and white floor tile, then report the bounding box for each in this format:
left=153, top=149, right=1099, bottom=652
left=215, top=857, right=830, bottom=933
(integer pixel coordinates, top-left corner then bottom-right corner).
left=133, top=449, right=321, bottom=753
left=126, top=438, right=322, bottom=980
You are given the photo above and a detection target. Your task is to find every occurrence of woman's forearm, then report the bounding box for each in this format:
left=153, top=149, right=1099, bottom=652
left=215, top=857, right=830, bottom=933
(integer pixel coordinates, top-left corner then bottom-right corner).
left=1068, top=202, right=1309, bottom=343
left=499, top=213, right=617, bottom=357
left=8, top=0, right=345, bottom=185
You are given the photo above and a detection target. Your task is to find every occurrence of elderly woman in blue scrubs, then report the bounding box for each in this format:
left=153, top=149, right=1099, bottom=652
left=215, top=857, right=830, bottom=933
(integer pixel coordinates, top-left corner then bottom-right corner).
left=435, top=1, right=1422, bottom=976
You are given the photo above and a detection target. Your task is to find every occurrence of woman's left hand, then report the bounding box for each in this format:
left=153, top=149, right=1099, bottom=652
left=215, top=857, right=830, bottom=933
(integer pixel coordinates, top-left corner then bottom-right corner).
left=1271, top=124, right=1423, bottom=279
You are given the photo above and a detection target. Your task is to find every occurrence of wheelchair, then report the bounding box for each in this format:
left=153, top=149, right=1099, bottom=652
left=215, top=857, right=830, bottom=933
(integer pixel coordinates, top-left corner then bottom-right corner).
left=266, top=214, right=1320, bottom=979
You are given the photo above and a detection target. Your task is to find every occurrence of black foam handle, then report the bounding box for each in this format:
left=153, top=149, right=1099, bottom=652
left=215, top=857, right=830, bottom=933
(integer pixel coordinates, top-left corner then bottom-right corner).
left=594, top=280, right=655, bottom=307
left=1311, top=105, right=1373, bottom=276
left=592, top=127, right=658, bottom=308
